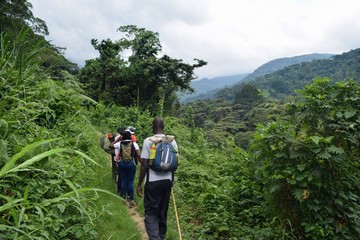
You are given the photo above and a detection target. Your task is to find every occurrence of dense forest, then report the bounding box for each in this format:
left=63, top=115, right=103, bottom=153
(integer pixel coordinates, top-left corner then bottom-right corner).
left=1, top=1, right=360, bottom=240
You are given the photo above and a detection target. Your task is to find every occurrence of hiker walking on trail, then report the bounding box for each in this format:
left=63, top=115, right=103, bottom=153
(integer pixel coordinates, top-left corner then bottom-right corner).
left=108, top=127, right=125, bottom=193
left=113, top=126, right=125, bottom=187
left=137, top=117, right=178, bottom=240
left=99, top=132, right=117, bottom=182
left=112, top=131, right=140, bottom=207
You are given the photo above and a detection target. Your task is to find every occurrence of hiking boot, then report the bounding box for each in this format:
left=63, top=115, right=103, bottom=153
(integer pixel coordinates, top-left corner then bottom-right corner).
left=120, top=195, right=128, bottom=205
left=129, top=200, right=136, bottom=208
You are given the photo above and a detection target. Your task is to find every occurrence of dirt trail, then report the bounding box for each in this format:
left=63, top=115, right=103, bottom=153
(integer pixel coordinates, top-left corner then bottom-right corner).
left=127, top=206, right=147, bottom=240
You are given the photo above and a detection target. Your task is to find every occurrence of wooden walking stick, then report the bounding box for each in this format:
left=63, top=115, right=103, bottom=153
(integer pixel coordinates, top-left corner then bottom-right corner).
left=171, top=188, right=183, bottom=240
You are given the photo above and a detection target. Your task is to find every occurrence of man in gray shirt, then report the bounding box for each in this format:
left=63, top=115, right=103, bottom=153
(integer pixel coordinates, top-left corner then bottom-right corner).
left=137, top=117, right=178, bottom=240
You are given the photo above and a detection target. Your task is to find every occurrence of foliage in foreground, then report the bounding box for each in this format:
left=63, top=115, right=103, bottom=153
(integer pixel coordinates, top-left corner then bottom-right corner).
left=0, top=29, right=140, bottom=239
left=251, top=78, right=360, bottom=239
left=0, top=29, right=92, bottom=239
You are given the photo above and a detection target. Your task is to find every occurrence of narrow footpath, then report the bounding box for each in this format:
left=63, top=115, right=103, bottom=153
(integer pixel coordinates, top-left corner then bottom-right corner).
left=127, top=205, right=147, bottom=240
left=109, top=154, right=147, bottom=240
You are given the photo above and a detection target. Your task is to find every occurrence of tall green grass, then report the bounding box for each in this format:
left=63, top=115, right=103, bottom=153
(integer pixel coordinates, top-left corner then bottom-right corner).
left=0, top=29, right=145, bottom=239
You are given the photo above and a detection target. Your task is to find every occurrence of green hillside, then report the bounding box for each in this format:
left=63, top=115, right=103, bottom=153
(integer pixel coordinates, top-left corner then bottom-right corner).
left=241, top=53, right=334, bottom=83
left=212, top=49, right=359, bottom=101
left=188, top=53, right=333, bottom=102
left=251, top=48, right=360, bottom=98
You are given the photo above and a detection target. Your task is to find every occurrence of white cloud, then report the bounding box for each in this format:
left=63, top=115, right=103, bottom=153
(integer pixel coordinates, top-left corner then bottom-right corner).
left=29, top=0, right=360, bottom=79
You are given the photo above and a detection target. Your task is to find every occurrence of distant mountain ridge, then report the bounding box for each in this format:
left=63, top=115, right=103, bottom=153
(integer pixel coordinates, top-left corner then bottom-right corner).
left=241, top=53, right=334, bottom=83
left=182, top=53, right=334, bottom=103
left=180, top=74, right=248, bottom=103
left=247, top=48, right=360, bottom=99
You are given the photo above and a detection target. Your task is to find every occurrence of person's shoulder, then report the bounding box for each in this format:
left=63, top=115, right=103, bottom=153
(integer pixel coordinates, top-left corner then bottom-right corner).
left=141, top=136, right=151, bottom=145
left=144, top=135, right=155, bottom=141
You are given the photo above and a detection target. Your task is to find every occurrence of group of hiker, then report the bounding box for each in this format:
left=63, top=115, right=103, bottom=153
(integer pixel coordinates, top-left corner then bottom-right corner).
left=102, top=117, right=179, bottom=240
left=110, top=127, right=140, bottom=207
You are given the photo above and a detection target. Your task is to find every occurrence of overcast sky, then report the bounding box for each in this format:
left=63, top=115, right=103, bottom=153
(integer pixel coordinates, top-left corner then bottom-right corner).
left=29, top=0, right=360, bottom=80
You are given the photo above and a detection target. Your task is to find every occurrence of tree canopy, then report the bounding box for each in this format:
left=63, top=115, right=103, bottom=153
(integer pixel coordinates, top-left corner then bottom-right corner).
left=0, top=0, right=48, bottom=35
left=79, top=25, right=207, bottom=116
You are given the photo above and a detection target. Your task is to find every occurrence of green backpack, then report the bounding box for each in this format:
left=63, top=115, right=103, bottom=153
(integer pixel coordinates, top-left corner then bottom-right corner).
left=118, top=141, right=137, bottom=164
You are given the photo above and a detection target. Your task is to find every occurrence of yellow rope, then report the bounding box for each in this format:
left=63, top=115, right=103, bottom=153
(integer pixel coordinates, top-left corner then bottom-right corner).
left=172, top=188, right=183, bottom=240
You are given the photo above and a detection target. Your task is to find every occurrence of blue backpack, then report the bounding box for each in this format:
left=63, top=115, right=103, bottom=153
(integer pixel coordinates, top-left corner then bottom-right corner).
left=150, top=135, right=178, bottom=173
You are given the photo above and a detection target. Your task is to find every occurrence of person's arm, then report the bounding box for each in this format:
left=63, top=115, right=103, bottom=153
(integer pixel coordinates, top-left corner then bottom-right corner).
left=109, top=140, right=121, bottom=149
left=136, top=158, right=147, bottom=197
left=135, top=148, right=141, bottom=165
left=137, top=138, right=150, bottom=197
left=133, top=142, right=141, bottom=163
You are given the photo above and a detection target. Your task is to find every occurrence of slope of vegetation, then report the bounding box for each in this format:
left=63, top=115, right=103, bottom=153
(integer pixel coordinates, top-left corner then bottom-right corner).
left=0, top=30, right=95, bottom=238
left=215, top=49, right=360, bottom=101
left=242, top=53, right=334, bottom=83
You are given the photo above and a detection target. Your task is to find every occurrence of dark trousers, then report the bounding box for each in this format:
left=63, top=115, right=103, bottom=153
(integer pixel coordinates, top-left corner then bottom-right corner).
left=117, top=160, right=136, bottom=200
left=144, top=179, right=172, bottom=240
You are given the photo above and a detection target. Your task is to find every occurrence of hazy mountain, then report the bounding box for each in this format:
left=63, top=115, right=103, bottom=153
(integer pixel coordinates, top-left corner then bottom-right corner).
left=248, top=48, right=360, bottom=99
left=194, top=53, right=335, bottom=102
left=241, top=53, right=334, bottom=83
left=180, top=74, right=248, bottom=103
